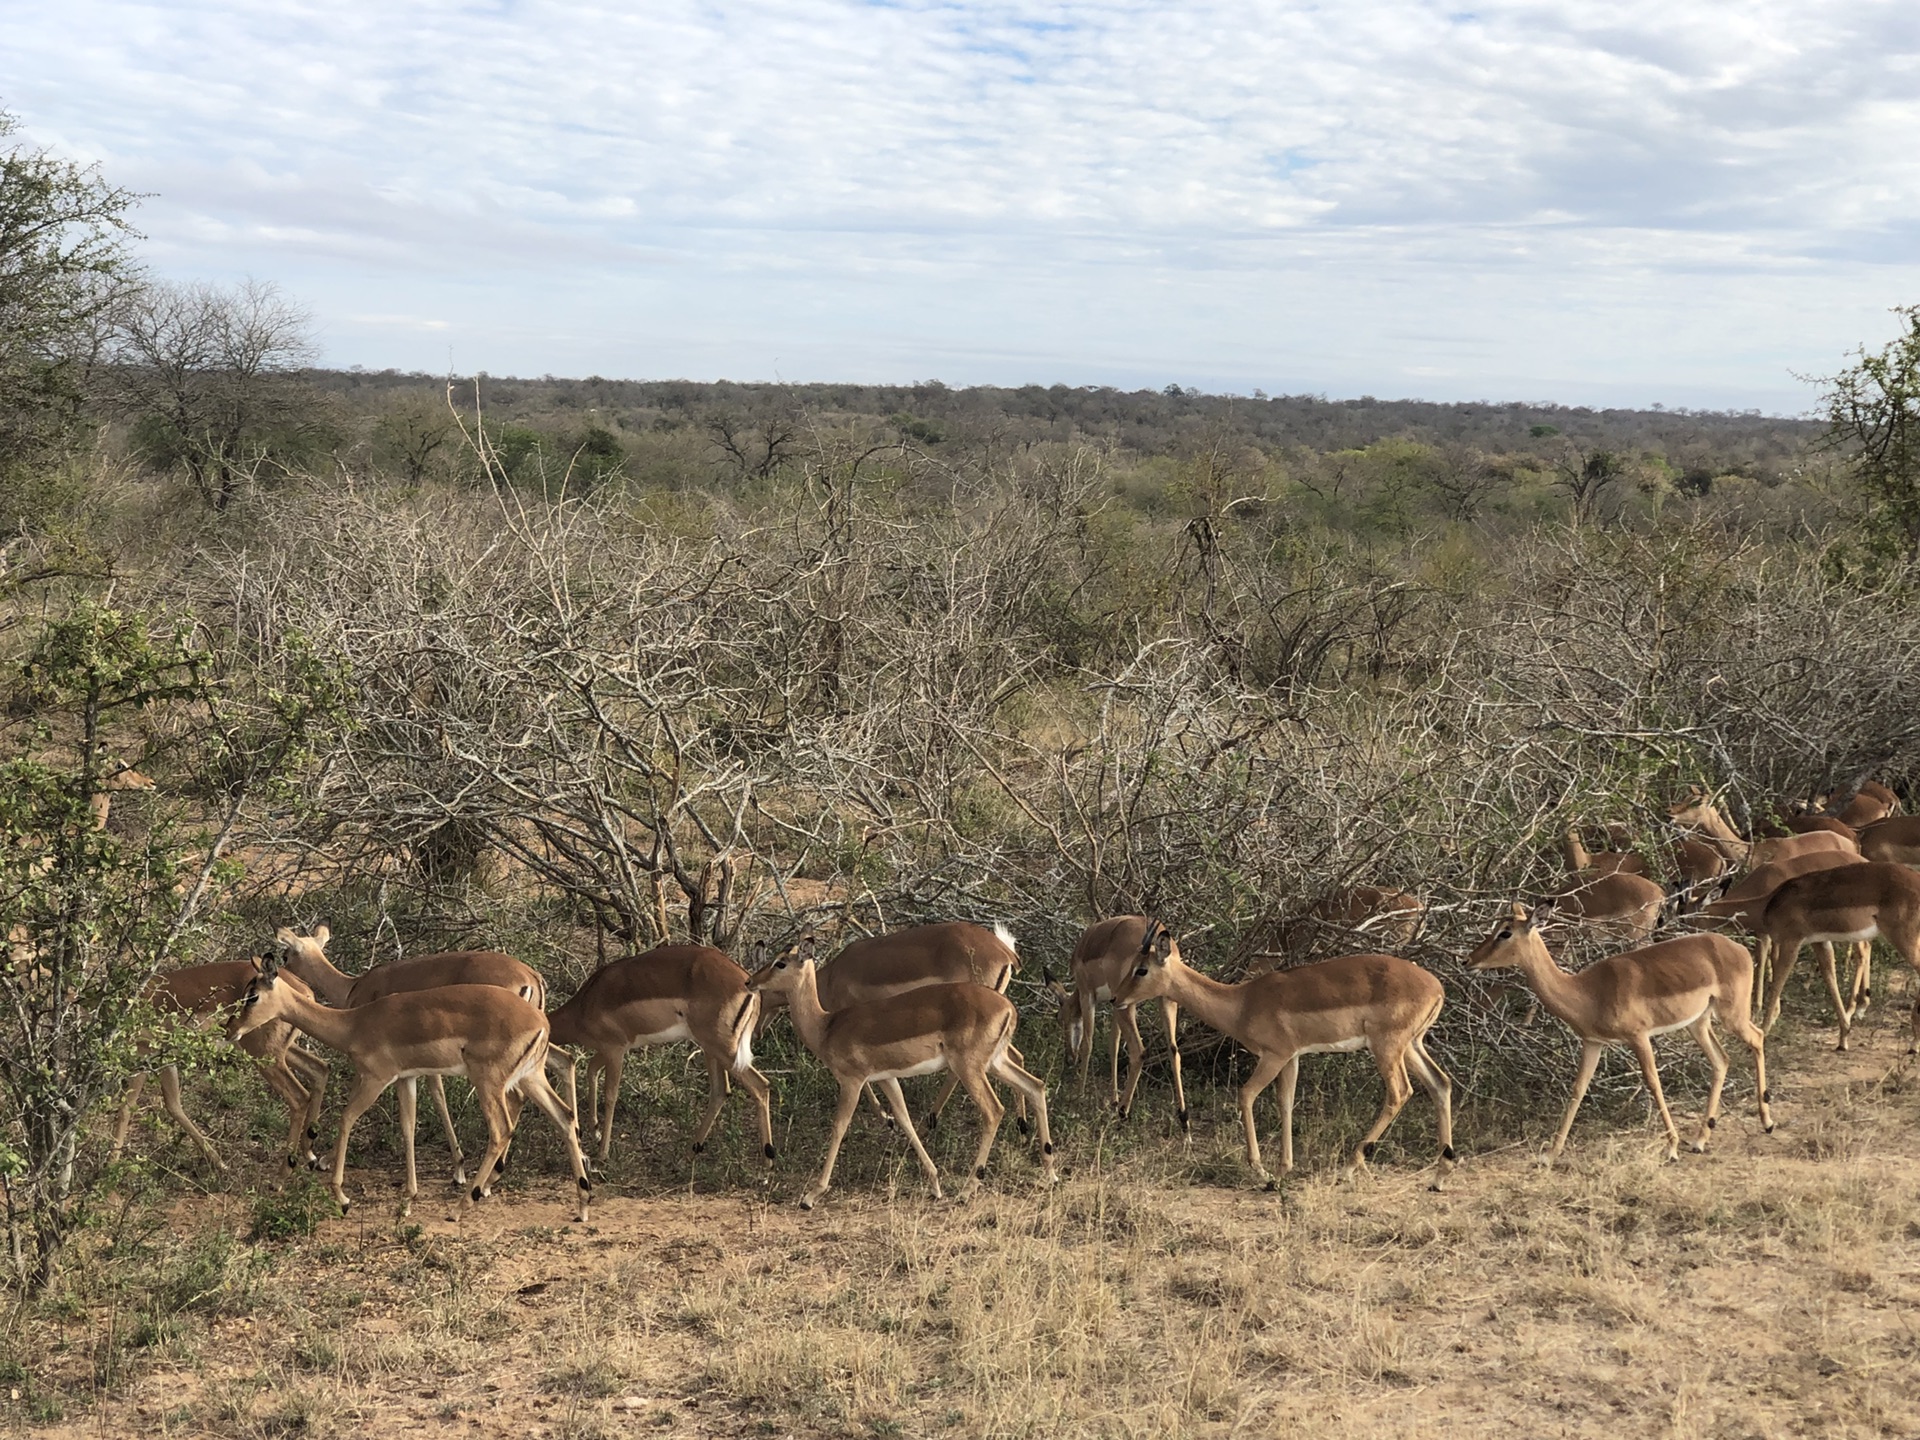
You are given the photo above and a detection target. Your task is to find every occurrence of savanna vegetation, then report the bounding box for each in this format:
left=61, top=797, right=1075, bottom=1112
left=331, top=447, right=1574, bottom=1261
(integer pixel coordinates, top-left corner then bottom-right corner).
left=6, top=102, right=1920, bottom=1437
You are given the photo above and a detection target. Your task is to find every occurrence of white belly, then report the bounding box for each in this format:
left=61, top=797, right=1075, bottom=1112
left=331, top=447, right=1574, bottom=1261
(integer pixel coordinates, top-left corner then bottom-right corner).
left=1297, top=1036, right=1368, bottom=1056
left=1094, top=984, right=1113, bottom=1002
left=636, top=1021, right=693, bottom=1047
left=1646, top=1004, right=1711, bottom=1038
left=1801, top=926, right=1876, bottom=945
left=870, top=1056, right=948, bottom=1081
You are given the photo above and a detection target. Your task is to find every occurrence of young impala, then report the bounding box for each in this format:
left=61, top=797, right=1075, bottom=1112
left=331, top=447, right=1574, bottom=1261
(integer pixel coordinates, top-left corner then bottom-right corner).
left=230, top=954, right=591, bottom=1221
left=747, top=939, right=1055, bottom=1209
left=1110, top=921, right=1455, bottom=1188
left=1468, top=903, right=1772, bottom=1160
left=1048, top=915, right=1188, bottom=1128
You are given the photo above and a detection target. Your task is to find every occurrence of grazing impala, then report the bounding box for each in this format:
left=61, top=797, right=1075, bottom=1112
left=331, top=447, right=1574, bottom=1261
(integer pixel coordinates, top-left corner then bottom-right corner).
left=1668, top=789, right=1857, bottom=873
left=1680, top=851, right=1868, bottom=1012
left=1111, top=921, right=1455, bottom=1188
left=230, top=954, right=591, bottom=1220
left=274, top=925, right=545, bottom=1183
left=1048, top=915, right=1188, bottom=1128
left=1468, top=903, right=1773, bottom=1160
left=545, top=943, right=773, bottom=1164
left=1758, top=861, right=1920, bottom=1052
left=112, top=961, right=329, bottom=1172
left=746, top=940, right=1055, bottom=1209
left=1826, top=781, right=1901, bottom=828
left=1561, top=827, right=1648, bottom=878
left=1856, top=815, right=1920, bottom=866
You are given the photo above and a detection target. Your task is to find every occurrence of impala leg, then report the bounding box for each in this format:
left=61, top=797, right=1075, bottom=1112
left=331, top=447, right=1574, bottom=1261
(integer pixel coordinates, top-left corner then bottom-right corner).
left=863, top=1083, right=893, bottom=1128
left=466, top=1086, right=513, bottom=1209
left=110, top=1074, right=148, bottom=1163
left=1629, top=1035, right=1681, bottom=1161
left=1551, top=1042, right=1605, bottom=1159
left=990, top=1054, right=1056, bottom=1183
left=1006, top=1043, right=1030, bottom=1131
left=923, top=1073, right=960, bottom=1131
left=1816, top=942, right=1854, bottom=1050
left=515, top=1069, right=593, bottom=1223
left=937, top=1070, right=999, bottom=1197
left=1114, top=1005, right=1147, bottom=1119
left=880, top=1077, right=948, bottom=1199
left=1106, top=1004, right=1126, bottom=1109
left=1352, top=1047, right=1414, bottom=1173
left=158, top=1064, right=227, bottom=1172
left=733, top=1063, right=776, bottom=1160
left=692, top=1052, right=730, bottom=1152
left=596, top=1050, right=626, bottom=1162
left=427, top=1074, right=466, bottom=1185
left=1162, top=999, right=1188, bottom=1134
left=1403, top=1034, right=1456, bottom=1188
left=396, top=1077, right=420, bottom=1216
left=286, top=1049, right=330, bottom=1166
left=1849, top=941, right=1873, bottom=1014
left=1720, top=1004, right=1775, bottom=1133
left=1071, top=988, right=1096, bottom=1086
left=254, top=1054, right=316, bottom=1170
left=1687, top=1015, right=1730, bottom=1152
left=1275, top=1057, right=1300, bottom=1175
left=331, top=1073, right=392, bottom=1214
left=1761, top=937, right=1801, bottom=1031
left=804, top=1081, right=865, bottom=1209
left=1237, top=1052, right=1291, bottom=1184
left=491, top=1089, right=525, bottom=1184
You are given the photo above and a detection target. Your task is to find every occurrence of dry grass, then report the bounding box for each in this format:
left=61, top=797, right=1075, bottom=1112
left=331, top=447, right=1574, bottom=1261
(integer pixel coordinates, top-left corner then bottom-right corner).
left=9, top=992, right=1920, bottom=1439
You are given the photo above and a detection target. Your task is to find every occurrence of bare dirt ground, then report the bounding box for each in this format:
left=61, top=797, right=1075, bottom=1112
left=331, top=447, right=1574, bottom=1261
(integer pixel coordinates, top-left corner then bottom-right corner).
left=12, top=994, right=1920, bottom=1440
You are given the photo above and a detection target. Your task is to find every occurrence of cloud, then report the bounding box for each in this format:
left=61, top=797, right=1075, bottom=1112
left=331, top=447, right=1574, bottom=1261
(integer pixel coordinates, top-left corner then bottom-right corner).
left=4, top=0, right=1917, bottom=407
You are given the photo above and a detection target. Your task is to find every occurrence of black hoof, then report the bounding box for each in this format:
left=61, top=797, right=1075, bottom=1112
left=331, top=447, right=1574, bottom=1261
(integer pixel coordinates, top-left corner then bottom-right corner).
left=1361, top=1142, right=1376, bottom=1161
left=1441, top=1145, right=1457, bottom=1162
left=306, top=1126, right=319, bottom=1140
left=692, top=1141, right=705, bottom=1154
left=924, top=1112, right=938, bottom=1131
left=287, top=1155, right=297, bottom=1169
left=1177, top=1109, right=1190, bottom=1131
left=1016, top=1117, right=1030, bottom=1137
left=578, top=1177, right=591, bottom=1192
left=764, top=1144, right=777, bottom=1160
left=975, top=1166, right=987, bottom=1180
left=1264, top=1178, right=1278, bottom=1192
left=469, top=1186, right=483, bottom=1202
left=1042, top=1141, right=1054, bottom=1155
left=1765, top=1123, right=1776, bottom=1133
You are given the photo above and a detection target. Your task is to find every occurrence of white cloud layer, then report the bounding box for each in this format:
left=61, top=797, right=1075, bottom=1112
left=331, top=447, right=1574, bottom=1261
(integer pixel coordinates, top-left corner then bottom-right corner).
left=7, top=0, right=1919, bottom=407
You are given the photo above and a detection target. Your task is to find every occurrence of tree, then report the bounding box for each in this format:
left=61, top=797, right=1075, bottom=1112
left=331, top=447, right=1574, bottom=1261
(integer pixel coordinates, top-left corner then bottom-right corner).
left=1552, top=444, right=1625, bottom=520
left=0, top=579, right=344, bottom=1292
left=371, top=389, right=455, bottom=484
left=1819, top=304, right=1920, bottom=562
left=107, top=278, right=320, bottom=510
left=0, top=107, right=138, bottom=484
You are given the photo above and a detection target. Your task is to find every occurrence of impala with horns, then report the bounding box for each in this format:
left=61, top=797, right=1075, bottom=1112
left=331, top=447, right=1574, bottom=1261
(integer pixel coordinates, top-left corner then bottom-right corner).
left=545, top=943, right=772, bottom=1165
left=1111, top=921, right=1455, bottom=1188
left=1668, top=788, right=1857, bottom=873
left=746, top=938, right=1055, bottom=1209
left=1047, top=915, right=1188, bottom=1128
left=760, top=921, right=1029, bottom=1130
left=1468, top=903, right=1773, bottom=1160
left=274, top=925, right=544, bottom=1184
left=111, top=961, right=329, bottom=1173
left=1758, top=861, right=1920, bottom=1052
left=230, top=954, right=591, bottom=1220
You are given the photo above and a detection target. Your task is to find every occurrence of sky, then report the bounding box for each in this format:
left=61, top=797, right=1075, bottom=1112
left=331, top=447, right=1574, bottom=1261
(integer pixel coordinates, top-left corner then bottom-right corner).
left=6, top=1, right=1919, bottom=411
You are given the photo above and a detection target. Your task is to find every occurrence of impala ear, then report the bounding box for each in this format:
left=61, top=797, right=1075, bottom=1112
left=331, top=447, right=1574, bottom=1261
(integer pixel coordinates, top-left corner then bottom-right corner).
left=273, top=926, right=297, bottom=950
left=258, top=951, right=282, bottom=981
left=312, top=924, right=330, bottom=947
left=1150, top=923, right=1174, bottom=961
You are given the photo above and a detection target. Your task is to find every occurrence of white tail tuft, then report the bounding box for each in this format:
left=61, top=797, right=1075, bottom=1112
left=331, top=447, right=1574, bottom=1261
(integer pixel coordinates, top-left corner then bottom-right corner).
left=733, top=993, right=758, bottom=1074
left=992, top=920, right=1018, bottom=955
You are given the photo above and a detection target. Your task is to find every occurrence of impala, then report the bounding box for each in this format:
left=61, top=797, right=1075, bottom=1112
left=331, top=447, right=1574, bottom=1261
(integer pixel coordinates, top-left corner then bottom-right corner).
left=1758, top=861, right=1920, bottom=1052
left=1278, top=885, right=1424, bottom=957
left=1681, top=850, right=1868, bottom=1011
left=1856, top=815, right=1920, bottom=866
left=274, top=925, right=544, bottom=1183
left=1048, top=915, right=1188, bottom=1127
left=1468, top=903, right=1773, bottom=1159
left=546, top=943, right=773, bottom=1163
left=1561, top=826, right=1648, bottom=878
left=1111, top=921, right=1454, bottom=1188
left=112, top=961, right=329, bottom=1172
left=1669, top=834, right=1731, bottom=902
left=746, top=940, right=1055, bottom=1209
left=1668, top=789, right=1857, bottom=873
left=759, top=921, right=1028, bottom=1130
left=230, top=955, right=591, bottom=1220
left=1827, top=781, right=1901, bottom=828
left=1554, top=870, right=1663, bottom=943
left=90, top=758, right=155, bottom=831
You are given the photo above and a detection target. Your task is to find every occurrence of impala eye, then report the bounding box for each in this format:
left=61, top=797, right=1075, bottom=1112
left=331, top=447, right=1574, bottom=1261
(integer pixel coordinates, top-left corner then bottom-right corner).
left=1497, top=929, right=1511, bottom=940
left=775, top=960, right=787, bottom=969
left=1133, top=965, right=1149, bottom=979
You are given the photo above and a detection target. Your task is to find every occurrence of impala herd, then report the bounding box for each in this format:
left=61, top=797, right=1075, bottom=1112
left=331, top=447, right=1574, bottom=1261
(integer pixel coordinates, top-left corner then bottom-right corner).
left=111, top=779, right=1920, bottom=1215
